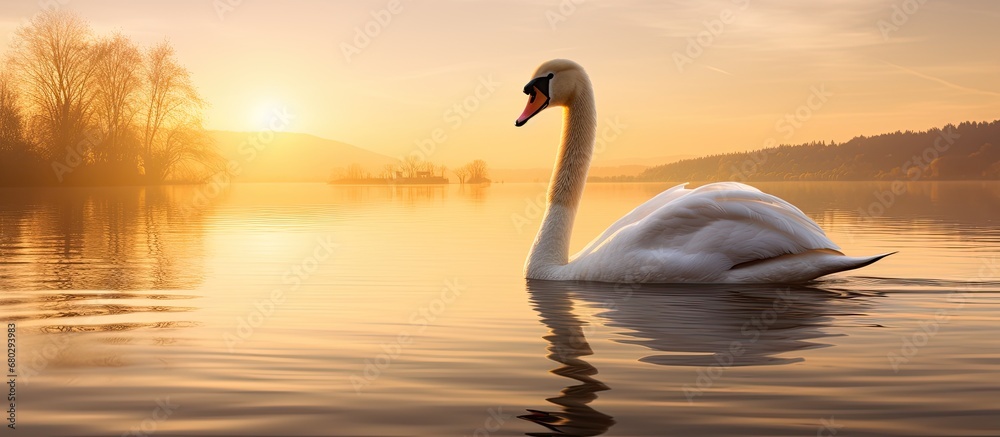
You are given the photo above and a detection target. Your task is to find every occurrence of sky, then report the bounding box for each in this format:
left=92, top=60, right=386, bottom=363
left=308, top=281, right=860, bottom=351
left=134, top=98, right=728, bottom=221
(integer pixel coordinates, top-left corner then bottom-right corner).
left=1, top=0, right=999, bottom=168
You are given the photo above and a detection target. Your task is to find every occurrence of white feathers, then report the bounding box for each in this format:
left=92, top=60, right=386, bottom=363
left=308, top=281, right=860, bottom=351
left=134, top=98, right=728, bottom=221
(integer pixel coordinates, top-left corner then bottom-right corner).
left=559, top=182, right=859, bottom=283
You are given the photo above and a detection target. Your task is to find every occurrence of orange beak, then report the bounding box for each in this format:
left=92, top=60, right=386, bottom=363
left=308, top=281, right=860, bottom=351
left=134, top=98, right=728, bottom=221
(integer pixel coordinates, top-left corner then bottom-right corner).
left=515, top=86, right=550, bottom=127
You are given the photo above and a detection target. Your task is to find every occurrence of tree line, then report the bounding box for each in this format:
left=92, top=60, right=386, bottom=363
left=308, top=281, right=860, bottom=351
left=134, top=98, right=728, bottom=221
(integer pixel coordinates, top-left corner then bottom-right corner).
left=598, top=120, right=1000, bottom=183
left=0, top=11, right=221, bottom=186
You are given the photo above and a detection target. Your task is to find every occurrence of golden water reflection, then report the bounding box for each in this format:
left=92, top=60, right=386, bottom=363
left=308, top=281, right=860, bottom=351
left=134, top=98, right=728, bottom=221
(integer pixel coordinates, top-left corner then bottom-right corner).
left=1, top=182, right=998, bottom=436
left=0, top=186, right=208, bottom=290
left=524, top=280, right=880, bottom=436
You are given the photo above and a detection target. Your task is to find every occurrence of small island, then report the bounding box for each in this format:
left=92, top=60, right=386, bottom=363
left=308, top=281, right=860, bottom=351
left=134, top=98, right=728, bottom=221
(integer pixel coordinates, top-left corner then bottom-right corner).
left=329, top=157, right=491, bottom=185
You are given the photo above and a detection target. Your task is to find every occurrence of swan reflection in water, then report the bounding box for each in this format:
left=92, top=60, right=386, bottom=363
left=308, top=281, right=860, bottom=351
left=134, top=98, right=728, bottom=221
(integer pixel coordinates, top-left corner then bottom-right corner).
left=521, top=280, right=876, bottom=436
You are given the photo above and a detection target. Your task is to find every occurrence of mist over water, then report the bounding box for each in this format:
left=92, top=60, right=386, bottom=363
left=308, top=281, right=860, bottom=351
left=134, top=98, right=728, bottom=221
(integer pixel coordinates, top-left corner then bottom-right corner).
left=2, top=182, right=999, bottom=436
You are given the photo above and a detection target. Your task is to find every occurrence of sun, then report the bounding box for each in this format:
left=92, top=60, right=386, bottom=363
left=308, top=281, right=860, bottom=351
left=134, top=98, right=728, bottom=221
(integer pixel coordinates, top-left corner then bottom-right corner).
left=249, top=100, right=287, bottom=131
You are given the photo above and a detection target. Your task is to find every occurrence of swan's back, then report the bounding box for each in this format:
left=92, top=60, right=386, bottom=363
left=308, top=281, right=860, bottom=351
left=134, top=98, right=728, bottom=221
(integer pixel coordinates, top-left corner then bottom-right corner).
left=563, top=182, right=887, bottom=283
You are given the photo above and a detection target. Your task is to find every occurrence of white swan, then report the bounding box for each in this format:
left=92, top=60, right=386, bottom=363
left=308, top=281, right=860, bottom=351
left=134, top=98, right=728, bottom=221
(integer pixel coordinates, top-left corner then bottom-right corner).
left=515, top=59, right=892, bottom=283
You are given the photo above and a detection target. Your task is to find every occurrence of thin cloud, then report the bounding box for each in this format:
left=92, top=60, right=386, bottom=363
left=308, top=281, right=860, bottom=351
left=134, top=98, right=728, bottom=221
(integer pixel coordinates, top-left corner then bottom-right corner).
left=701, top=64, right=735, bottom=76
left=883, top=61, right=1000, bottom=98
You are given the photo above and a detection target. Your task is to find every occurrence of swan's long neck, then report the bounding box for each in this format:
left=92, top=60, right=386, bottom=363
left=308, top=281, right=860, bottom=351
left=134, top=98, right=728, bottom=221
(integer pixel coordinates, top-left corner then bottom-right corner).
left=526, top=84, right=596, bottom=277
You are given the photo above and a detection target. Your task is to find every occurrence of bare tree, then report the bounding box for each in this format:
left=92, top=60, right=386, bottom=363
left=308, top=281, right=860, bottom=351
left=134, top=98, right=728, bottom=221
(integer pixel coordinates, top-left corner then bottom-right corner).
left=9, top=10, right=100, bottom=161
left=0, top=11, right=219, bottom=185
left=380, top=163, right=397, bottom=179
left=152, top=114, right=221, bottom=182
left=92, top=33, right=142, bottom=166
left=419, top=161, right=434, bottom=174
left=0, top=71, right=26, bottom=153
left=345, top=163, right=366, bottom=180
left=467, top=159, right=490, bottom=182
left=401, top=155, right=421, bottom=178
left=453, top=166, right=468, bottom=184
left=139, top=40, right=218, bottom=182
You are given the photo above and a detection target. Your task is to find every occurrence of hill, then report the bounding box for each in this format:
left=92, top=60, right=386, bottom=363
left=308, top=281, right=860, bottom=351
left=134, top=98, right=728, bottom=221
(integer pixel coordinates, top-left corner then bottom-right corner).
left=623, top=120, right=1000, bottom=182
left=210, top=131, right=396, bottom=182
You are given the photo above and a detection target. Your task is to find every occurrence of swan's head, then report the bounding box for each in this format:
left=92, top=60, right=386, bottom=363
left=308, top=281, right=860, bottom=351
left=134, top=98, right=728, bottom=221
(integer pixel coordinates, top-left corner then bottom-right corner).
left=515, top=59, right=589, bottom=127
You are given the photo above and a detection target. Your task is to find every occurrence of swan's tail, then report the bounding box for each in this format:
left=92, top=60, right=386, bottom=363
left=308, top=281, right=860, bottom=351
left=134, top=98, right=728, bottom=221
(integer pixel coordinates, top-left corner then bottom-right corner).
left=728, top=250, right=896, bottom=283
left=834, top=251, right=896, bottom=272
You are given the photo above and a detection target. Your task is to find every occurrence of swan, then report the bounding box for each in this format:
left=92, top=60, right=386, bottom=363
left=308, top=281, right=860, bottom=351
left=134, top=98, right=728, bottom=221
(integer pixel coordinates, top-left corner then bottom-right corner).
left=514, top=59, right=892, bottom=283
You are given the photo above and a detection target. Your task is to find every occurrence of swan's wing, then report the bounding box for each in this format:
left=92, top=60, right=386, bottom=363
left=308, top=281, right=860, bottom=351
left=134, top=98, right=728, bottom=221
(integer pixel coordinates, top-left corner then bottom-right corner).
left=574, top=183, right=690, bottom=258
left=574, top=182, right=840, bottom=281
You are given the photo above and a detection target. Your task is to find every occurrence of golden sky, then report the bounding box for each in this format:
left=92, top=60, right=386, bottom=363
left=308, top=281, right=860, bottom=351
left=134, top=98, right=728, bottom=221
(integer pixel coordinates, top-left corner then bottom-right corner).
left=2, top=0, right=999, bottom=168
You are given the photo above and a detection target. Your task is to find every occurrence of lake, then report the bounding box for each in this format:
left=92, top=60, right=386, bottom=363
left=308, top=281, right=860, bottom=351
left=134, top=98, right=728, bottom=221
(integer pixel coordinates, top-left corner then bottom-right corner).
left=1, top=181, right=999, bottom=436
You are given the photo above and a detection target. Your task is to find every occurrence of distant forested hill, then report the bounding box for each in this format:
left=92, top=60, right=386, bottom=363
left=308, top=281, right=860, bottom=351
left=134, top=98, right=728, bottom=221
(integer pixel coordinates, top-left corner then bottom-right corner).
left=620, top=120, right=1000, bottom=182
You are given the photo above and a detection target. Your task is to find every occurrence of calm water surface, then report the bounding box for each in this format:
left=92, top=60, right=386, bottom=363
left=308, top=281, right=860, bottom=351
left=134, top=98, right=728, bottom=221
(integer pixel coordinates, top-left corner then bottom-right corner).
left=1, top=182, right=999, bottom=436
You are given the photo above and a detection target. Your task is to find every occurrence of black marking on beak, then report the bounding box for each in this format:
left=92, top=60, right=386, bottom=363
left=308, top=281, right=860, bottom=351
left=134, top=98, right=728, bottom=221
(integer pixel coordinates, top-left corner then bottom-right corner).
left=515, top=73, right=554, bottom=127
